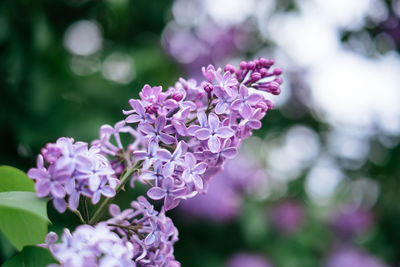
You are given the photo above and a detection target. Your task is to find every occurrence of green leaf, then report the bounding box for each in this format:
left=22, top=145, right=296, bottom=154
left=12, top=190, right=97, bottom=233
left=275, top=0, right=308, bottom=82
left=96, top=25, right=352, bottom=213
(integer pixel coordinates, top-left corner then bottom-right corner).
left=0, top=166, right=34, bottom=193
left=0, top=191, right=49, bottom=250
left=1, top=246, right=56, bottom=267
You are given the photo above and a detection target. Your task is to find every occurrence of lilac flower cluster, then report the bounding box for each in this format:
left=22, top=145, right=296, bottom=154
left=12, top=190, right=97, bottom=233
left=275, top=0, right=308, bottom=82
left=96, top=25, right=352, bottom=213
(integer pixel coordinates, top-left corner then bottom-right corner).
left=106, top=197, right=180, bottom=266
left=27, top=59, right=281, bottom=266
left=112, top=58, right=282, bottom=209
left=43, top=197, right=179, bottom=267
left=28, top=137, right=117, bottom=213
left=44, top=223, right=135, bottom=267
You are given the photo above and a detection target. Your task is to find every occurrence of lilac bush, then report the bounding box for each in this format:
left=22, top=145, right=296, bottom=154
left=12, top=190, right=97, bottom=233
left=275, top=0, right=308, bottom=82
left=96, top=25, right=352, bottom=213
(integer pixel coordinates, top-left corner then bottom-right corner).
left=27, top=58, right=282, bottom=266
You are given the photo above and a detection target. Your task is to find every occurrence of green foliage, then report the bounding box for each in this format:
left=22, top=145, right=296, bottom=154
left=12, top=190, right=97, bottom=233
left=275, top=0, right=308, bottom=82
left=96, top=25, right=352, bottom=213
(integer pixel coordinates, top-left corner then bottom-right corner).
left=0, top=165, right=49, bottom=252
left=1, top=246, right=56, bottom=267
left=0, top=166, right=34, bottom=192
left=0, top=191, right=49, bottom=251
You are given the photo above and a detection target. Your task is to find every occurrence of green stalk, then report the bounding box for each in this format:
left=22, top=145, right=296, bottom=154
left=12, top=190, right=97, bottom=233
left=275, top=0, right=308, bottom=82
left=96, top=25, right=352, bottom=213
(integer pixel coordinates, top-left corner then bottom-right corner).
left=88, top=161, right=142, bottom=225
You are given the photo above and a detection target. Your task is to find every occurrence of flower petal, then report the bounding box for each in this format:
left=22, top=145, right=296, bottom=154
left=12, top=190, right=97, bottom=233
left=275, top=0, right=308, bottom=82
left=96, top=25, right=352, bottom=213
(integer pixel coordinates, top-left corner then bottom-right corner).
left=155, top=116, right=166, bottom=132
left=193, top=163, right=207, bottom=175
left=185, top=153, right=196, bottom=168
left=208, top=135, right=221, bottom=153
left=147, top=187, right=166, bottom=200
left=68, top=191, right=80, bottom=210
left=221, top=147, right=238, bottom=159
left=164, top=196, right=180, bottom=211
left=247, top=93, right=262, bottom=104
left=240, top=103, right=252, bottom=119
left=51, top=182, right=66, bottom=199
left=156, top=149, right=171, bottom=161
left=101, top=186, right=116, bottom=198
left=195, top=128, right=211, bottom=140
left=192, top=175, right=203, bottom=189
left=125, top=114, right=141, bottom=123
left=163, top=177, right=175, bottom=191
left=53, top=198, right=67, bottom=213
left=208, top=113, right=220, bottom=131
left=216, top=127, right=235, bottom=138
left=159, top=133, right=176, bottom=145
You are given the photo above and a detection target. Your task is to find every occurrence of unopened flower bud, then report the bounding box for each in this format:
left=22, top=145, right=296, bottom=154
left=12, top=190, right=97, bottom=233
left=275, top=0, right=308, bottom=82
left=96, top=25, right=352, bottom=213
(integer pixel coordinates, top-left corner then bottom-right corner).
left=269, top=81, right=280, bottom=91
left=274, top=77, right=283, bottom=84
left=267, top=59, right=275, bottom=66
left=171, top=91, right=184, bottom=101
left=239, top=61, right=247, bottom=69
left=247, top=61, right=256, bottom=70
left=224, top=64, right=236, bottom=73
left=250, top=72, right=261, bottom=82
left=273, top=67, right=283, bottom=75
left=259, top=57, right=268, bottom=66
left=260, top=68, right=268, bottom=77
left=202, top=81, right=213, bottom=94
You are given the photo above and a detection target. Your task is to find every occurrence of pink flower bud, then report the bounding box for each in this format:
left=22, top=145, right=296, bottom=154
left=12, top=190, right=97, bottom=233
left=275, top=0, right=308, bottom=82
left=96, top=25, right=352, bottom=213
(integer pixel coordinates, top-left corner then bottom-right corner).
left=202, top=81, right=213, bottom=93
left=224, top=64, right=236, bottom=73
left=239, top=61, right=247, bottom=69
left=273, top=67, right=283, bottom=75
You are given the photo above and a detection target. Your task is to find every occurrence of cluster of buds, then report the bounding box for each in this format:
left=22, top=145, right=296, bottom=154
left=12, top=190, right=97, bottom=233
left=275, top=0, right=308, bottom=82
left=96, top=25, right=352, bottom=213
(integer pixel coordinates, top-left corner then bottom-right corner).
left=28, top=58, right=282, bottom=266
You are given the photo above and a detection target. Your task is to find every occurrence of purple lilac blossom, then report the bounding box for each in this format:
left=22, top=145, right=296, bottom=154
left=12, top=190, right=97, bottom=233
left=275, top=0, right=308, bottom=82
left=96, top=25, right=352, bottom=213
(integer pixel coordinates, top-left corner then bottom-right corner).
left=45, top=223, right=135, bottom=267
left=226, top=252, right=274, bottom=267
left=28, top=137, right=117, bottom=212
left=29, top=59, right=281, bottom=266
left=106, top=197, right=180, bottom=266
left=121, top=59, right=282, bottom=210
left=45, top=198, right=180, bottom=267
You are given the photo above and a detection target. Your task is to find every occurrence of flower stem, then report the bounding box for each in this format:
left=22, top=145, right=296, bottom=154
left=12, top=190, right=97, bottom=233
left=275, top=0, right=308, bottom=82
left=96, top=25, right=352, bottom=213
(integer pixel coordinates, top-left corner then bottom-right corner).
left=72, top=209, right=86, bottom=224
left=83, top=197, right=90, bottom=222
left=88, top=161, right=142, bottom=225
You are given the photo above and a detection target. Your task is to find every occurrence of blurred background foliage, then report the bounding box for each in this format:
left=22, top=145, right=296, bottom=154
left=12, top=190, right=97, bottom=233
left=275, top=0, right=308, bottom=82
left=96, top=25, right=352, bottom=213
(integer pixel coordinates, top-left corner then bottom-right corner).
left=1, top=0, right=400, bottom=266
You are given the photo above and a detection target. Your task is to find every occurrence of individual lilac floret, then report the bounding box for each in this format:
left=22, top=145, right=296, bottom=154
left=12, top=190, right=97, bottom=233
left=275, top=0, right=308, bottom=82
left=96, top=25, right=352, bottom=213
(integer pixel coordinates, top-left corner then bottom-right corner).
left=91, top=121, right=140, bottom=175
left=45, top=223, right=135, bottom=267
left=132, top=141, right=160, bottom=170
left=195, top=113, right=235, bottom=153
left=28, top=137, right=117, bottom=213
left=124, top=99, right=151, bottom=124
left=181, top=153, right=207, bottom=189
left=147, top=177, right=187, bottom=210
left=139, top=116, right=175, bottom=144
left=156, top=140, right=187, bottom=177
left=213, top=86, right=237, bottom=114
left=231, top=85, right=262, bottom=119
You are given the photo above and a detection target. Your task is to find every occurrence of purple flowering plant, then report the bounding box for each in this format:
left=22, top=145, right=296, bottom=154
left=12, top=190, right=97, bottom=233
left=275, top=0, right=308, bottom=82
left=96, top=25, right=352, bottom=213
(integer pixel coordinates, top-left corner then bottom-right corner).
left=16, top=58, right=282, bottom=266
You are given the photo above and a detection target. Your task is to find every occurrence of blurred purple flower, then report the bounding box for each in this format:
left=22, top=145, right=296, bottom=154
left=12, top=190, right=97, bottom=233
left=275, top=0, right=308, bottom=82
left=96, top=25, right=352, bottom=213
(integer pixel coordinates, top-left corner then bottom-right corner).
left=178, top=172, right=241, bottom=223
left=226, top=253, right=273, bottom=267
left=325, top=246, right=387, bottom=267
left=270, top=200, right=304, bottom=233
left=331, top=206, right=374, bottom=237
